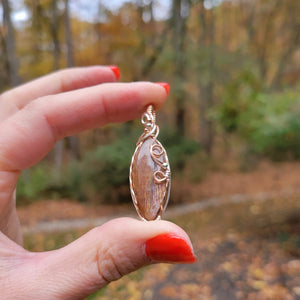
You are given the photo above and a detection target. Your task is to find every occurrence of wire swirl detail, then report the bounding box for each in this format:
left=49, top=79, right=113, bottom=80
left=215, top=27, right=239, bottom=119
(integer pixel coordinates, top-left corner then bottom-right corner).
left=138, top=105, right=170, bottom=185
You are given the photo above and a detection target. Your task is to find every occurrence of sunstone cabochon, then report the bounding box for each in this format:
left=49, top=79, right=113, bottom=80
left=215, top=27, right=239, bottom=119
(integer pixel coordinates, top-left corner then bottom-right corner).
left=130, top=137, right=170, bottom=221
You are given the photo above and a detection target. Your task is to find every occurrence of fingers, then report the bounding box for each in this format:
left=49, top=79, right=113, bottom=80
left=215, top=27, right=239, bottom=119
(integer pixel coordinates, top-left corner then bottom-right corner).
left=0, top=66, right=119, bottom=121
left=15, top=218, right=195, bottom=299
left=0, top=82, right=168, bottom=171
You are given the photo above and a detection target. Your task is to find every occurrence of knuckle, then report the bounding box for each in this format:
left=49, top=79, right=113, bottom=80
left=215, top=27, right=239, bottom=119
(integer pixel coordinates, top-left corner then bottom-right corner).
left=96, top=245, right=123, bottom=283
left=22, top=96, right=58, bottom=142
left=94, top=240, right=138, bottom=283
left=22, top=97, right=43, bottom=113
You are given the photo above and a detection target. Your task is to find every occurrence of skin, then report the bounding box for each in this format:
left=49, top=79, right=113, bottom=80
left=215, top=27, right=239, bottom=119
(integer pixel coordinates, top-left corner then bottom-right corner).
left=0, top=66, right=194, bottom=299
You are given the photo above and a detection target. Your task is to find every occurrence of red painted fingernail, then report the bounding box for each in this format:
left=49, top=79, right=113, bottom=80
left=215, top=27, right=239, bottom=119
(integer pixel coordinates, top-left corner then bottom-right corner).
left=145, top=233, right=196, bottom=264
left=109, top=65, right=120, bottom=80
left=155, top=82, right=169, bottom=96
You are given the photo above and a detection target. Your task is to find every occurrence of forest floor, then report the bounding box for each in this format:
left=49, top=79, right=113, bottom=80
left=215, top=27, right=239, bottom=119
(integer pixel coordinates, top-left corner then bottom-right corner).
left=19, top=160, right=300, bottom=300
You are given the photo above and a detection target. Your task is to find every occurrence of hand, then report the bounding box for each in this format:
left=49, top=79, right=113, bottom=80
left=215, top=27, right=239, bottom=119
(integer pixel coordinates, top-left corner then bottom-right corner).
left=0, top=66, right=196, bottom=299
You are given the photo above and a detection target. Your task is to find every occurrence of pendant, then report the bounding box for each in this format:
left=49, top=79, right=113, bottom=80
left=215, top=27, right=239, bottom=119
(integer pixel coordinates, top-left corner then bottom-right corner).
left=129, top=105, right=171, bottom=221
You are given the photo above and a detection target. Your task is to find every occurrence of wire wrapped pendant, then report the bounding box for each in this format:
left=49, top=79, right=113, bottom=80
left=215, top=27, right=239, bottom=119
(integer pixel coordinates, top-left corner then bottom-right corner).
left=129, top=105, right=171, bottom=221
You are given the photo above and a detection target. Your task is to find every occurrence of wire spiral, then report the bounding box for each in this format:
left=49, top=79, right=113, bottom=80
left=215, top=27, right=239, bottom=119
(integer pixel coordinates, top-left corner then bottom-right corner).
left=136, top=105, right=170, bottom=184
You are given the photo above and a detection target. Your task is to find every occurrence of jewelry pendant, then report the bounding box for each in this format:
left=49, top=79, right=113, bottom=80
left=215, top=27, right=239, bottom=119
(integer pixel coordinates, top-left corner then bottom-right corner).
left=129, top=105, right=171, bottom=221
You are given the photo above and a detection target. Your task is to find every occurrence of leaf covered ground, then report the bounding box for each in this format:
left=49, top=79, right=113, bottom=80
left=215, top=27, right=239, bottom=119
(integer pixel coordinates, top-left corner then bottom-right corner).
left=24, top=196, right=300, bottom=300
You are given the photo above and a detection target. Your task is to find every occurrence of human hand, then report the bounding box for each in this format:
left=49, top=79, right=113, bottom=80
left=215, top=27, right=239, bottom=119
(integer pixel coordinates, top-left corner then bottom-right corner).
left=0, top=66, right=196, bottom=299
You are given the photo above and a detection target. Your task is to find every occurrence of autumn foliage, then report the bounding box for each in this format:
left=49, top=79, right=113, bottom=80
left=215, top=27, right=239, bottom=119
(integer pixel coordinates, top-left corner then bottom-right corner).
left=1, top=0, right=300, bottom=203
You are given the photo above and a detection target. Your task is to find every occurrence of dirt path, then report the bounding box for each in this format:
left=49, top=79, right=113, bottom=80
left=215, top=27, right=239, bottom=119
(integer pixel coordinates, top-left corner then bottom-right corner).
left=22, top=187, right=300, bottom=234
left=19, top=160, right=300, bottom=234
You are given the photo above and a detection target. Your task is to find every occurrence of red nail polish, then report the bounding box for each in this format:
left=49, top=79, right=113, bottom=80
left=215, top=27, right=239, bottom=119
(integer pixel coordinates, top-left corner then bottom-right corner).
left=109, top=65, right=120, bottom=80
left=145, top=233, right=196, bottom=263
left=155, top=82, right=170, bottom=96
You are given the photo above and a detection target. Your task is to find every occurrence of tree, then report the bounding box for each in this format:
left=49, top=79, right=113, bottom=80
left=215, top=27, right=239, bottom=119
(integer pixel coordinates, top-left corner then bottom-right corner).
left=64, top=0, right=81, bottom=161
left=171, top=0, right=190, bottom=136
left=50, top=0, right=60, bottom=70
left=64, top=0, right=74, bottom=67
left=197, top=0, right=216, bottom=155
left=240, top=0, right=300, bottom=91
left=1, top=0, right=21, bottom=86
left=136, top=0, right=169, bottom=79
left=0, top=15, right=10, bottom=90
left=269, top=0, right=300, bottom=90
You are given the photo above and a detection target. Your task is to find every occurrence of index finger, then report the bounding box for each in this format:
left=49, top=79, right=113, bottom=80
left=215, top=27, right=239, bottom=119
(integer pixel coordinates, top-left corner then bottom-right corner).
left=0, top=81, right=169, bottom=172
left=0, top=66, right=119, bottom=118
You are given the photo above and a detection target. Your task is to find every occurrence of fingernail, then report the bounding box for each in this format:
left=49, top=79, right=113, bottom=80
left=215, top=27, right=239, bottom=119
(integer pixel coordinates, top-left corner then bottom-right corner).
left=109, top=65, right=120, bottom=80
left=155, top=82, right=169, bottom=96
left=145, top=233, right=197, bottom=263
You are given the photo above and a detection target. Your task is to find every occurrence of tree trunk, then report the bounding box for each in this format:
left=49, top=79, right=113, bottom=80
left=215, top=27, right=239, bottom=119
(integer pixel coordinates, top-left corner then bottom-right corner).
left=0, top=21, right=10, bottom=89
left=198, top=1, right=215, bottom=155
left=171, top=0, right=190, bottom=136
left=1, top=0, right=21, bottom=86
left=269, top=3, right=300, bottom=91
left=64, top=0, right=74, bottom=67
left=50, top=0, right=60, bottom=70
left=50, top=0, right=63, bottom=176
left=199, top=82, right=214, bottom=155
left=64, top=0, right=81, bottom=160
left=53, top=139, right=64, bottom=179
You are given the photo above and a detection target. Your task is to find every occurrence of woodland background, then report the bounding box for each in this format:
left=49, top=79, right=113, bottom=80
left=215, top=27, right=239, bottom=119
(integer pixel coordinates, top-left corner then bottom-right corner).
left=1, top=1, right=300, bottom=299
left=1, top=0, right=300, bottom=204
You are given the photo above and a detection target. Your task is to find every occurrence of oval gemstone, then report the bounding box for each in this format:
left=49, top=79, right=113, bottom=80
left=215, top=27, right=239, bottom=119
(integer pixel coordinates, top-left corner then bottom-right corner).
left=130, top=137, right=170, bottom=221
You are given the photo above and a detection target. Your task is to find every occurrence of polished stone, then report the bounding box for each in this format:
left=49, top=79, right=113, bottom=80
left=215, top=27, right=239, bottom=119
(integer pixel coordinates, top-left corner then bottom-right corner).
left=130, top=137, right=170, bottom=221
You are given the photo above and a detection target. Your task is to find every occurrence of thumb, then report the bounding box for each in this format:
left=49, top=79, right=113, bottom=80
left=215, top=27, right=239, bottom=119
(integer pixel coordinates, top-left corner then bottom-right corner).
left=22, top=218, right=196, bottom=299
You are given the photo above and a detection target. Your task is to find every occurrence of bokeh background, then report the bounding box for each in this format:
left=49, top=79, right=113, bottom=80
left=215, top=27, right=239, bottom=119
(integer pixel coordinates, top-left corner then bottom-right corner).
left=1, top=0, right=300, bottom=299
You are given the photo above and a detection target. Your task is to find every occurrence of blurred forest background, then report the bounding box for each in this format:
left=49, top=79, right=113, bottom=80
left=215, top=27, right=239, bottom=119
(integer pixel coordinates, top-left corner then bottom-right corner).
left=2, top=1, right=300, bottom=299
left=1, top=0, right=300, bottom=205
